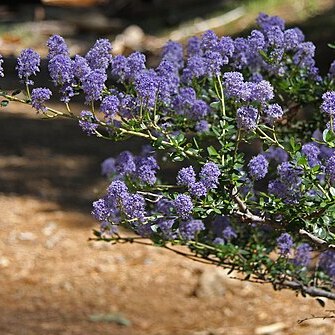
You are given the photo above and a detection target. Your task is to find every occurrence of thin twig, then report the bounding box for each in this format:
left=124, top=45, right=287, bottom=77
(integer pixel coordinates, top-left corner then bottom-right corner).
left=276, top=280, right=335, bottom=300
left=299, top=229, right=335, bottom=251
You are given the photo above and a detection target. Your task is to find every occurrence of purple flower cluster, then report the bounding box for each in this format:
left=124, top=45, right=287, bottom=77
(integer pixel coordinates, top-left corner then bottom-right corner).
left=85, top=38, right=112, bottom=70
left=182, top=30, right=234, bottom=80
left=230, top=12, right=319, bottom=78
left=179, top=219, right=205, bottom=240
left=103, top=149, right=159, bottom=185
left=264, top=103, right=283, bottom=123
left=321, top=91, right=335, bottom=115
left=172, top=87, right=209, bottom=120
left=48, top=54, right=74, bottom=86
left=302, top=143, right=321, bottom=167
left=293, top=243, right=311, bottom=267
left=31, top=88, right=52, bottom=112
left=156, top=59, right=180, bottom=104
left=100, top=95, right=120, bottom=121
left=211, top=216, right=237, bottom=244
left=101, top=157, right=116, bottom=176
left=263, top=146, right=288, bottom=163
left=135, top=156, right=159, bottom=185
left=123, top=193, right=146, bottom=221
left=320, top=250, right=335, bottom=279
left=176, top=162, right=220, bottom=199
left=173, top=194, right=193, bottom=219
left=256, top=12, right=285, bottom=31
left=115, top=151, right=136, bottom=175
left=134, top=70, right=159, bottom=108
left=82, top=69, right=107, bottom=103
left=47, top=35, right=69, bottom=59
left=92, top=179, right=147, bottom=234
left=176, top=166, right=196, bottom=186
left=222, top=71, right=276, bottom=119
left=16, top=49, right=40, bottom=85
left=329, top=60, right=335, bottom=78
left=248, top=154, right=269, bottom=180
left=236, top=106, right=258, bottom=131
left=276, top=233, right=293, bottom=255
left=195, top=120, right=210, bottom=133
left=199, top=162, right=221, bottom=189
left=161, top=41, right=184, bottom=69
left=326, top=155, right=335, bottom=181
left=269, top=161, right=303, bottom=204
left=79, top=111, right=98, bottom=135
left=73, top=55, right=90, bottom=81
left=111, top=52, right=146, bottom=82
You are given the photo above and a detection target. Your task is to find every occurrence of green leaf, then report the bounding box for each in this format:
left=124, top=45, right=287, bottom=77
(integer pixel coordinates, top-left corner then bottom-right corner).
left=175, top=133, right=185, bottom=144
left=207, top=146, right=218, bottom=157
left=172, top=155, right=184, bottom=162
left=1, top=100, right=9, bottom=107
left=210, top=101, right=220, bottom=110
left=290, top=137, right=301, bottom=152
left=213, top=208, right=221, bottom=214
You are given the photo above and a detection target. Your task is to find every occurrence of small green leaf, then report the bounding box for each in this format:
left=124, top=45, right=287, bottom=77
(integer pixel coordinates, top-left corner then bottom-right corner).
left=210, top=101, right=220, bottom=110
left=1, top=100, right=9, bottom=107
left=207, top=146, right=218, bottom=157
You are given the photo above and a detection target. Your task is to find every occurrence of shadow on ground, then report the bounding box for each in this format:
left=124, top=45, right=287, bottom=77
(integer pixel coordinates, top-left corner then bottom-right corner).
left=0, top=110, right=146, bottom=211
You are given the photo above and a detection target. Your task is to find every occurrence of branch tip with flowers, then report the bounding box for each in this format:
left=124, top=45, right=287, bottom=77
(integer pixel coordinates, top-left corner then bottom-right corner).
left=1, top=13, right=335, bottom=301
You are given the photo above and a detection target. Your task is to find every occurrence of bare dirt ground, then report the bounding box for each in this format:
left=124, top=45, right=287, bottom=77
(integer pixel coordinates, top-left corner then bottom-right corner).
left=0, top=107, right=335, bottom=335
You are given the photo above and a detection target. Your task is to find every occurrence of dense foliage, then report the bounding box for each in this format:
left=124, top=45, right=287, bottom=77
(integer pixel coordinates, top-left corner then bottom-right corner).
left=1, top=13, right=335, bottom=300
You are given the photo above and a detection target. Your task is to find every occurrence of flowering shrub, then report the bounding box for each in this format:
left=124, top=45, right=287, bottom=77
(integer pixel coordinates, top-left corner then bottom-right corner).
left=1, top=13, right=335, bottom=300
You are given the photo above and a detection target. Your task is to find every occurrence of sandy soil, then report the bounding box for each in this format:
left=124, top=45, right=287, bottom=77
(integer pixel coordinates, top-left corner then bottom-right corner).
left=0, top=107, right=334, bottom=335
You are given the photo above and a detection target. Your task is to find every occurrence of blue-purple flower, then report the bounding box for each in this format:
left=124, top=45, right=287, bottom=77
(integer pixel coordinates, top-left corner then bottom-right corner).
left=321, top=91, right=335, bottom=115
left=47, top=35, right=69, bottom=59
left=123, top=193, right=146, bottom=221
left=134, top=69, right=159, bottom=108
left=100, top=95, right=119, bottom=120
left=79, top=110, right=98, bottom=135
left=277, top=233, right=293, bottom=255
left=82, top=69, right=107, bottom=102
left=86, top=38, right=112, bottom=70
left=17, top=49, right=40, bottom=85
left=174, top=194, right=193, bottom=219
left=199, top=162, right=220, bottom=189
left=264, top=103, right=283, bottom=122
left=161, top=41, right=184, bottom=69
left=293, top=243, right=311, bottom=267
left=179, top=219, right=205, bottom=240
left=48, top=54, right=73, bottom=86
left=177, top=166, right=196, bottom=186
left=248, top=154, right=269, bottom=180
left=236, top=106, right=258, bottom=131
left=31, top=88, right=52, bottom=112
left=326, top=155, right=335, bottom=180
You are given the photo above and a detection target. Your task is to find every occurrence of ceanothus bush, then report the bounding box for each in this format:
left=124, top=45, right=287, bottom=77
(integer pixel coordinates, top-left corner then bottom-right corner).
left=1, top=13, right=335, bottom=301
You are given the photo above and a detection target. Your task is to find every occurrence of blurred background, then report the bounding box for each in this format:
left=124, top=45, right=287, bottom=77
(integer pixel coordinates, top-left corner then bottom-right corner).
left=0, top=1, right=334, bottom=334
